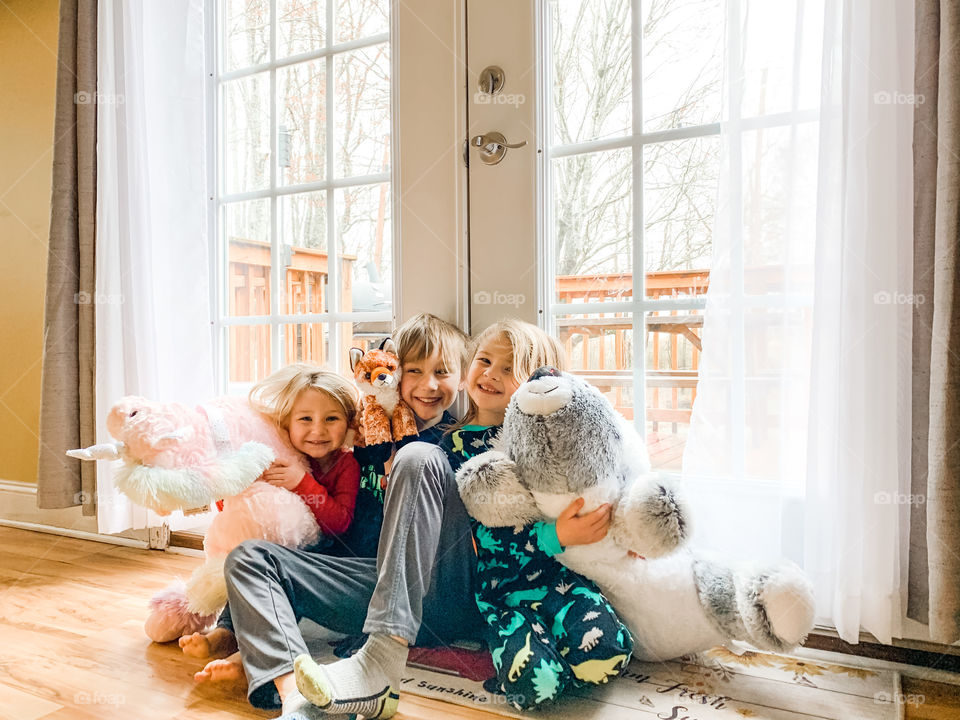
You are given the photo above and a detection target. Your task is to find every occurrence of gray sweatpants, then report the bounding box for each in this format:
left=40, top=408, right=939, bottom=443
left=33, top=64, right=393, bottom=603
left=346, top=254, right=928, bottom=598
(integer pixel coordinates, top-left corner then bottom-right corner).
left=220, top=442, right=482, bottom=709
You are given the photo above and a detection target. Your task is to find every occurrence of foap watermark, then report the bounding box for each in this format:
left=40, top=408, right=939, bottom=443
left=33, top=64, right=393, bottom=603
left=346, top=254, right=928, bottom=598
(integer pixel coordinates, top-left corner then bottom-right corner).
left=474, top=91, right=526, bottom=108
left=469, top=491, right=534, bottom=508
left=473, top=290, right=526, bottom=308
left=72, top=490, right=125, bottom=508
left=874, top=491, right=925, bottom=506
left=75, top=291, right=125, bottom=305
left=873, top=291, right=924, bottom=306
left=873, top=91, right=924, bottom=106
left=75, top=691, right=126, bottom=707
left=874, top=690, right=925, bottom=708
left=74, top=91, right=125, bottom=105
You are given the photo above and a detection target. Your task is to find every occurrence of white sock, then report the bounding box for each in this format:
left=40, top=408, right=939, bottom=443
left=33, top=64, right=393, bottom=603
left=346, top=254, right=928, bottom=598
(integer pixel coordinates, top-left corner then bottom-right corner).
left=281, top=689, right=308, bottom=716
left=294, top=633, right=407, bottom=718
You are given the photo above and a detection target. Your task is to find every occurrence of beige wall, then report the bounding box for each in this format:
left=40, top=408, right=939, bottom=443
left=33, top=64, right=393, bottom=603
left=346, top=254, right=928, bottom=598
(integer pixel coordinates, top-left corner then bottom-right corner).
left=0, top=0, right=59, bottom=487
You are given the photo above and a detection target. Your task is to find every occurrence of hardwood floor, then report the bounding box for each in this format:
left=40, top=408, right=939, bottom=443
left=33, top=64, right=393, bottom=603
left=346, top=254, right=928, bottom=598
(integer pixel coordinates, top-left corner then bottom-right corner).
left=0, top=526, right=497, bottom=720
left=2, top=525, right=960, bottom=719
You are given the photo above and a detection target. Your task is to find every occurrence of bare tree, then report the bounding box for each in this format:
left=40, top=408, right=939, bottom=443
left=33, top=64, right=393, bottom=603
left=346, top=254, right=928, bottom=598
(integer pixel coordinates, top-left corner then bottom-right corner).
left=552, top=0, right=722, bottom=277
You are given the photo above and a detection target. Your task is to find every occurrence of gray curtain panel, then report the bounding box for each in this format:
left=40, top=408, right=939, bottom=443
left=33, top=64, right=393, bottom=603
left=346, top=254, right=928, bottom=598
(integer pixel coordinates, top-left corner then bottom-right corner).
left=909, top=0, right=960, bottom=644
left=36, top=0, right=98, bottom=514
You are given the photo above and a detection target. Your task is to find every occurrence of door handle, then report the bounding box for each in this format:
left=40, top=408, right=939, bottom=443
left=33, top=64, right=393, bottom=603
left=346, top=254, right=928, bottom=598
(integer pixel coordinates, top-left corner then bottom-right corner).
left=471, top=132, right=527, bottom=165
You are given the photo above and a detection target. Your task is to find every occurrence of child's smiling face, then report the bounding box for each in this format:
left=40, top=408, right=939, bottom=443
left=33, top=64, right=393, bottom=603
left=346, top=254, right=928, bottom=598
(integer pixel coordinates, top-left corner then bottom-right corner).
left=466, top=335, right=520, bottom=425
left=400, top=350, right=462, bottom=423
left=286, top=388, right=349, bottom=461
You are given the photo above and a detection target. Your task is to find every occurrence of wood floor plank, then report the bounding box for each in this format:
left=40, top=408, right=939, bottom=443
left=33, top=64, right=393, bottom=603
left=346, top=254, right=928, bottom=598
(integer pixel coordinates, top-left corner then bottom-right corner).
left=902, top=676, right=960, bottom=720
left=0, top=683, right=63, bottom=720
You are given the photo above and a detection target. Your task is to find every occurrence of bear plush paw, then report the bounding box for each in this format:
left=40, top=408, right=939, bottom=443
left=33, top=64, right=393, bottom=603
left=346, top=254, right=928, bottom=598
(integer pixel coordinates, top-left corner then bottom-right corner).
left=457, top=451, right=543, bottom=528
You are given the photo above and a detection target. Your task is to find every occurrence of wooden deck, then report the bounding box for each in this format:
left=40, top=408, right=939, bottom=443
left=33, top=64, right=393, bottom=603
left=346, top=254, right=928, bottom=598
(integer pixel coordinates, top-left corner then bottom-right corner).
left=2, top=526, right=960, bottom=719
left=645, top=429, right=688, bottom=471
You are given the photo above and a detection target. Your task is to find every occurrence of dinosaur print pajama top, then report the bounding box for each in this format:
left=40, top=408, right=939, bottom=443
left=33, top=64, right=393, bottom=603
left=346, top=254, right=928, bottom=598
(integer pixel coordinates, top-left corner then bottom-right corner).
left=441, top=425, right=634, bottom=710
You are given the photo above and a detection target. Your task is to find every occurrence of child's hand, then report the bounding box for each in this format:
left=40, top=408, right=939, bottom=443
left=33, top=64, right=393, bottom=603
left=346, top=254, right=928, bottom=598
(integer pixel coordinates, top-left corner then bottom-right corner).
left=262, top=460, right=304, bottom=490
left=555, top=497, right=612, bottom=548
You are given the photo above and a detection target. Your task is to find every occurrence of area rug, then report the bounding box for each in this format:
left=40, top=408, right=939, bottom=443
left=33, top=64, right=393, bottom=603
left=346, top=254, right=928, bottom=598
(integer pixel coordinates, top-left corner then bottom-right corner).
left=306, top=640, right=903, bottom=719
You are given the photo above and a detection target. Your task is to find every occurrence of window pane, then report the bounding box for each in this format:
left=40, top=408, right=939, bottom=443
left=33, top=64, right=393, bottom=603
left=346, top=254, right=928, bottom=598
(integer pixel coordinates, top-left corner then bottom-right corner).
left=279, top=0, right=326, bottom=59
left=283, top=322, right=329, bottom=365
left=280, top=191, right=328, bottom=313
left=335, top=43, right=390, bottom=179
left=223, top=0, right=270, bottom=72
left=226, top=199, right=271, bottom=317
left=550, top=0, right=631, bottom=145
left=741, top=0, right=824, bottom=117
left=336, top=183, right=392, bottom=316
left=279, top=59, right=327, bottom=187
left=741, top=124, right=818, bottom=294
left=336, top=0, right=389, bottom=43
left=642, top=137, right=720, bottom=273
left=553, top=148, right=632, bottom=300
left=645, top=308, right=703, bottom=471
left=641, top=0, right=722, bottom=132
left=343, top=321, right=391, bottom=368
left=224, top=73, right=271, bottom=194
left=228, top=325, right=272, bottom=385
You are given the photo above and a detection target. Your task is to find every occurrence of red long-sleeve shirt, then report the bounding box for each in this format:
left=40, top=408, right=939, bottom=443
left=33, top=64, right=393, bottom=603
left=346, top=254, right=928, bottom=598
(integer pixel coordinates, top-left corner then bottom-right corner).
left=290, top=449, right=361, bottom=536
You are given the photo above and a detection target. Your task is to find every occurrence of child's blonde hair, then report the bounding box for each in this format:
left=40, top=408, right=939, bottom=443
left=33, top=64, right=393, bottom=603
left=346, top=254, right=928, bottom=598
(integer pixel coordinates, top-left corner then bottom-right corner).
left=393, top=313, right=471, bottom=375
left=463, top=319, right=567, bottom=425
left=249, top=364, right=358, bottom=431
left=475, top=319, right=566, bottom=384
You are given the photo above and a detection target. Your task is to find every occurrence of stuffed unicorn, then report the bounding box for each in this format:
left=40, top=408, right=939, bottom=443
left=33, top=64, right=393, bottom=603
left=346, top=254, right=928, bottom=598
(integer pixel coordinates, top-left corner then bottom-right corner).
left=68, top=395, right=320, bottom=642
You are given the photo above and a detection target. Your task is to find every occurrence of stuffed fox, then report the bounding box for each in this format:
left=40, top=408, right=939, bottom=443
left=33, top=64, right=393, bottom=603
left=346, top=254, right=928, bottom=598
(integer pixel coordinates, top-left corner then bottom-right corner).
left=349, top=339, right=418, bottom=447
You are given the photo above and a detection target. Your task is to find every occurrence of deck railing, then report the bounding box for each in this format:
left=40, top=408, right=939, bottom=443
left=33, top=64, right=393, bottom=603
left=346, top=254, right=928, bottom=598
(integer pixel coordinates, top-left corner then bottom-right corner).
left=227, top=239, right=356, bottom=382
left=227, top=246, right=712, bottom=434
left=555, top=270, right=710, bottom=431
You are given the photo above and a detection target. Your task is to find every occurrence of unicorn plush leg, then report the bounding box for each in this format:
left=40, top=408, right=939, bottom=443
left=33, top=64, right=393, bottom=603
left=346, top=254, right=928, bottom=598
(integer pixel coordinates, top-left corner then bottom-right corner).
left=144, top=580, right=217, bottom=643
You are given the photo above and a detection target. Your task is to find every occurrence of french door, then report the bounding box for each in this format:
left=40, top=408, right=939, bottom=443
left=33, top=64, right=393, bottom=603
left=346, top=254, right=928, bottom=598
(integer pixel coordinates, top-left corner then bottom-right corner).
left=466, top=0, right=722, bottom=473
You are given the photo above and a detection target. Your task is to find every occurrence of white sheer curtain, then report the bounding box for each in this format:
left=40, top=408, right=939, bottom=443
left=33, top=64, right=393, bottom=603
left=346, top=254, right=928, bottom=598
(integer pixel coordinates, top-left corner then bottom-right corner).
left=96, top=0, right=215, bottom=534
left=682, top=0, right=915, bottom=644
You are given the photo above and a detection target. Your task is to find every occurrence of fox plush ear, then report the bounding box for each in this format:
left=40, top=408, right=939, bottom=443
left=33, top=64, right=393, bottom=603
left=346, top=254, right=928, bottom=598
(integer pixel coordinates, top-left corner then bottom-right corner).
left=349, top=347, right=365, bottom=372
left=380, top=338, right=397, bottom=356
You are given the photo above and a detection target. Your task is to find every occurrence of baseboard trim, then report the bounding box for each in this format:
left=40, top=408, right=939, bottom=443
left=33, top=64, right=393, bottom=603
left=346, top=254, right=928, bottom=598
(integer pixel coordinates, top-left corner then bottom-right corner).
left=170, top=530, right=205, bottom=551
left=0, top=519, right=149, bottom=549
left=804, top=631, right=960, bottom=673
left=0, top=479, right=38, bottom=495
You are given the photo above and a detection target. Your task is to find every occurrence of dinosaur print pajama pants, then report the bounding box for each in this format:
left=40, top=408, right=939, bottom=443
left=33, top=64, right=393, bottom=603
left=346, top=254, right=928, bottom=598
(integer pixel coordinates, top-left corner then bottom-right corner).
left=479, top=564, right=633, bottom=709
left=447, top=427, right=634, bottom=710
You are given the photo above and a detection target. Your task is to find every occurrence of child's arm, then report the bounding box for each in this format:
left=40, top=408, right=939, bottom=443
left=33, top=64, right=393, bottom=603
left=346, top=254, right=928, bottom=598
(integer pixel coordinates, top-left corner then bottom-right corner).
left=555, top=497, right=612, bottom=548
left=500, top=498, right=611, bottom=560
left=291, top=454, right=360, bottom=535
left=264, top=455, right=360, bottom=535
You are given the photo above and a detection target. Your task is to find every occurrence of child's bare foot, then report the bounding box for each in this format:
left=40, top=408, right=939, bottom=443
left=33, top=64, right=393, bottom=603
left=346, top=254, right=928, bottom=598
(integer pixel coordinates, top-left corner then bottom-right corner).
left=179, top=626, right=237, bottom=658
left=194, top=652, right=245, bottom=684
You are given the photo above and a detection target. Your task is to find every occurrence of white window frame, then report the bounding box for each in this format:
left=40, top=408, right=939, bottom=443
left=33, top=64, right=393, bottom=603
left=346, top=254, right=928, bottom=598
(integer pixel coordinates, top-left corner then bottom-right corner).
left=536, top=0, right=817, bottom=477
left=207, top=0, right=396, bottom=394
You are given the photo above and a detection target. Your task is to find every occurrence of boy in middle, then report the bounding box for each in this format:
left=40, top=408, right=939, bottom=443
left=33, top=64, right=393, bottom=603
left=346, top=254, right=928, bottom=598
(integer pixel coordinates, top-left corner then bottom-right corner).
left=221, top=313, right=482, bottom=714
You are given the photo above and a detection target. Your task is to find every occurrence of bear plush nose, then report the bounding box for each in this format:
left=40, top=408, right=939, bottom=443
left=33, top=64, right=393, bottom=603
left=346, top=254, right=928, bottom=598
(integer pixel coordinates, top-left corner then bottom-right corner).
left=529, top=366, right=561, bottom=382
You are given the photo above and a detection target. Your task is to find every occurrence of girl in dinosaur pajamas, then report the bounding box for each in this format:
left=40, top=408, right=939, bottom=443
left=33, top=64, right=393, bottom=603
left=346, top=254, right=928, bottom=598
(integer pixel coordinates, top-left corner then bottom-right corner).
left=441, top=320, right=634, bottom=710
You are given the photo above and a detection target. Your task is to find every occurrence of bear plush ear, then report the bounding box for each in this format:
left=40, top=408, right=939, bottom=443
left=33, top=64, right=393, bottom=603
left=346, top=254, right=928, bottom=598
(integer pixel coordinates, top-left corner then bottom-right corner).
left=349, top=348, right=365, bottom=372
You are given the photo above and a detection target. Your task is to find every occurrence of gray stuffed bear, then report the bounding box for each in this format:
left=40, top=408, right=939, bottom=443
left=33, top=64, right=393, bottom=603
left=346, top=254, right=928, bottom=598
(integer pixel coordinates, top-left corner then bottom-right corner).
left=456, top=367, right=816, bottom=661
